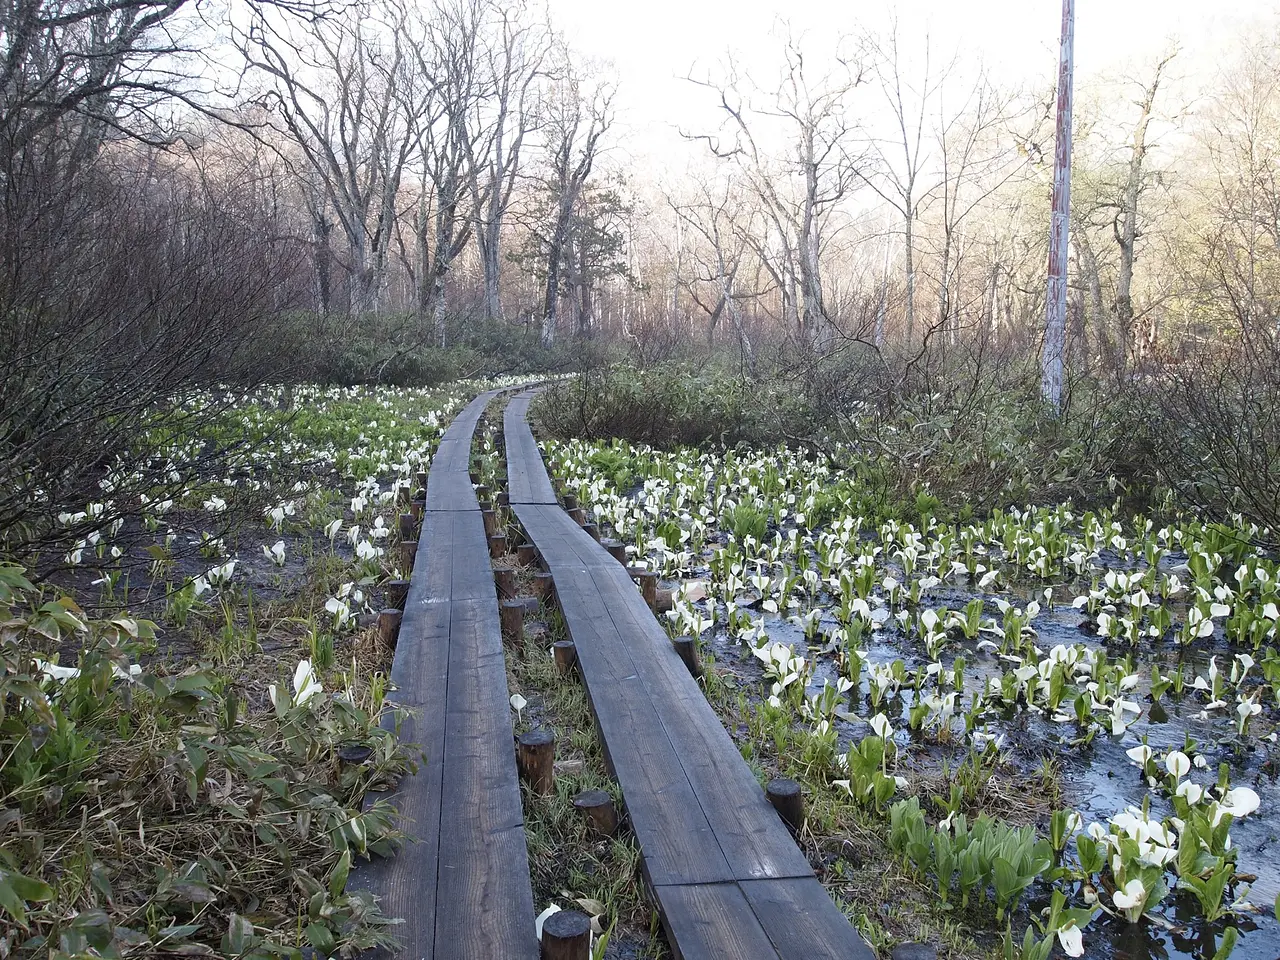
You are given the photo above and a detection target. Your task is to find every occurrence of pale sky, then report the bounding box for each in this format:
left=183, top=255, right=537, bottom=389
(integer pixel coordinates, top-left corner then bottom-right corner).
left=547, top=0, right=1273, bottom=172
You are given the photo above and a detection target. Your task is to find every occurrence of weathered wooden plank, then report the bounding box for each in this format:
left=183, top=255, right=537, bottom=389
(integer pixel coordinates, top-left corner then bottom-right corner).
left=425, top=390, right=498, bottom=513
left=740, top=878, right=874, bottom=960
left=347, top=759, right=444, bottom=960
left=550, top=576, right=732, bottom=886
left=437, top=598, right=537, bottom=959
left=504, top=394, right=558, bottom=505
left=649, top=883, right=780, bottom=960
left=588, top=568, right=815, bottom=882
left=448, top=510, right=500, bottom=601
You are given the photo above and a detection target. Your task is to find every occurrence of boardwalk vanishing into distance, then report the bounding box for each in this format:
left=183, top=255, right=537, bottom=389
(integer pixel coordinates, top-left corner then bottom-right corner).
left=503, top=390, right=876, bottom=960
left=351, top=389, right=539, bottom=960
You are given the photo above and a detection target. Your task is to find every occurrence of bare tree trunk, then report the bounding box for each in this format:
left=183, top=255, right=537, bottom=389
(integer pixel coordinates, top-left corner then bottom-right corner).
left=877, top=227, right=891, bottom=348
left=314, top=215, right=332, bottom=318
left=904, top=209, right=917, bottom=341
left=1041, top=0, right=1075, bottom=411
left=798, top=133, right=827, bottom=345
left=1114, top=52, right=1175, bottom=369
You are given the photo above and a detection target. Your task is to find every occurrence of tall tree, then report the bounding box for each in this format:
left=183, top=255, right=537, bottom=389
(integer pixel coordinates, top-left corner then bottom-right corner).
left=462, top=0, right=550, bottom=323
left=245, top=1, right=424, bottom=317
left=1111, top=51, right=1177, bottom=366
left=686, top=29, right=863, bottom=347
left=1041, top=0, right=1075, bottom=411
left=538, top=59, right=613, bottom=346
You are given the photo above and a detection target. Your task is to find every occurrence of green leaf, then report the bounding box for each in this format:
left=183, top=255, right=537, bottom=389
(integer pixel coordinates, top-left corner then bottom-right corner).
left=0, top=874, right=26, bottom=924
left=69, top=909, right=114, bottom=950
left=305, top=922, right=335, bottom=954
left=1212, top=926, right=1239, bottom=960
left=6, top=869, right=54, bottom=902
left=329, top=850, right=351, bottom=899
left=222, top=914, right=254, bottom=956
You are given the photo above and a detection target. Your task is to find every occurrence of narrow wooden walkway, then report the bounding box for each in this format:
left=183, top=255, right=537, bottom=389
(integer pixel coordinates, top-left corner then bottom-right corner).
left=352, top=390, right=538, bottom=960
left=503, top=391, right=875, bottom=960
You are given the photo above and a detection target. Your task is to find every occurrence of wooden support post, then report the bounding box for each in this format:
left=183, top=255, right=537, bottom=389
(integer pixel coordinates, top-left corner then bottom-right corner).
left=534, top=572, right=556, bottom=604
left=337, top=742, right=373, bottom=770
left=552, top=640, right=578, bottom=676
left=475, top=483, right=490, bottom=502
left=655, top=588, right=674, bottom=614
left=671, top=635, right=703, bottom=678
left=398, top=512, right=416, bottom=541
left=399, top=540, right=418, bottom=571
left=481, top=508, right=498, bottom=539
left=567, top=507, right=587, bottom=526
left=539, top=909, right=591, bottom=959
left=469, top=470, right=481, bottom=485
left=634, top=571, right=658, bottom=609
left=516, top=543, right=539, bottom=566
left=415, top=470, right=427, bottom=490
left=602, top=539, right=627, bottom=565
left=497, top=491, right=511, bottom=507
left=493, top=565, right=516, bottom=600
left=517, top=729, right=555, bottom=795
left=377, top=609, right=403, bottom=649
left=766, top=778, right=804, bottom=833
left=409, top=498, right=424, bottom=522
left=385, top=579, right=410, bottom=610
left=571, top=789, right=618, bottom=838
left=562, top=493, right=578, bottom=511
left=500, top=599, right=524, bottom=647
left=583, top=522, right=600, bottom=542
left=488, top=533, right=508, bottom=559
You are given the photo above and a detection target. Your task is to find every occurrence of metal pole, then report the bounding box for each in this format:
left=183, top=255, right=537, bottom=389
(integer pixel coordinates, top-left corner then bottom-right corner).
left=1041, top=0, right=1075, bottom=411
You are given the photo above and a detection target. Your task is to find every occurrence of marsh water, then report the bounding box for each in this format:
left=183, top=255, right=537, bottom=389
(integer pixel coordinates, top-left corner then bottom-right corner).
left=676, top=563, right=1280, bottom=960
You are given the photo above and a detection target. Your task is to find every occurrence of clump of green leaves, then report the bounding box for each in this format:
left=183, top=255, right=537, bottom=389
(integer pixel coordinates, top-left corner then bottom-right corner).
left=888, top=797, right=1053, bottom=921
left=0, top=563, right=408, bottom=958
left=722, top=503, right=768, bottom=544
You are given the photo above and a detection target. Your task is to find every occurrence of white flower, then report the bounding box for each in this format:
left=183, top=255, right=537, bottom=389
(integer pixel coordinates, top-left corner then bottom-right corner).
left=263, top=540, right=286, bottom=566
left=1164, top=751, right=1190, bottom=780
left=325, top=596, right=352, bottom=629
left=869, top=714, right=893, bottom=739
left=1113, top=877, right=1146, bottom=911
left=1057, top=924, right=1084, bottom=958
left=534, top=904, right=562, bottom=940
left=293, top=659, right=322, bottom=706
left=1176, top=780, right=1204, bottom=804
left=1218, top=786, right=1261, bottom=820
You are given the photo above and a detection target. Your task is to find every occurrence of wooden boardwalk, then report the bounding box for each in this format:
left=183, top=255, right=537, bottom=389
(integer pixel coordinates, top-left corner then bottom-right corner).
left=352, top=390, right=538, bottom=960
left=503, top=391, right=875, bottom=960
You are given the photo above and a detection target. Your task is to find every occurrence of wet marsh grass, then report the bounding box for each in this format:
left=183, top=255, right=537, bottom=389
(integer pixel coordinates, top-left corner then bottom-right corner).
left=691, top=647, right=1059, bottom=960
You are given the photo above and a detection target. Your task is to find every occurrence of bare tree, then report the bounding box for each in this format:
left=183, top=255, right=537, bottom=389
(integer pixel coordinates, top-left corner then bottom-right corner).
left=402, top=0, right=487, bottom=345
left=859, top=24, right=948, bottom=344
left=538, top=56, right=613, bottom=346
left=931, top=72, right=1024, bottom=339
left=686, top=28, right=864, bottom=347
left=1112, top=51, right=1178, bottom=365
left=244, top=1, right=424, bottom=318
left=461, top=0, right=550, bottom=323
left=669, top=180, right=756, bottom=365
